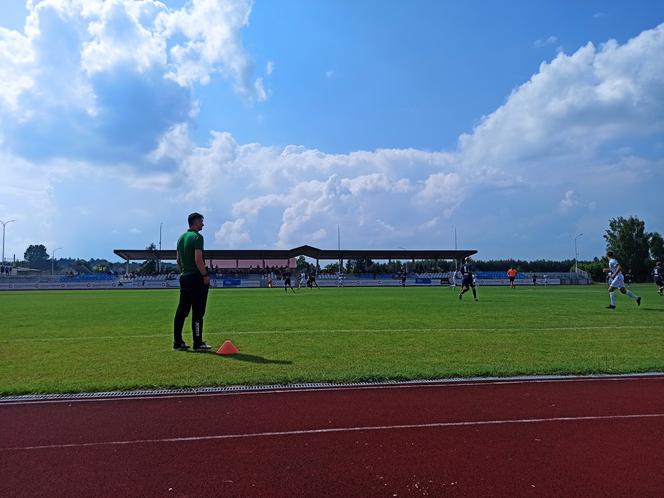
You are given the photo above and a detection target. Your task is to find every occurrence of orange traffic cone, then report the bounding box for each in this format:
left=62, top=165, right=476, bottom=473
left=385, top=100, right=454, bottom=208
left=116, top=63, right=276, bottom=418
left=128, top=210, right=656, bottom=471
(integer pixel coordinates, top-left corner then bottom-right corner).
left=217, top=340, right=239, bottom=355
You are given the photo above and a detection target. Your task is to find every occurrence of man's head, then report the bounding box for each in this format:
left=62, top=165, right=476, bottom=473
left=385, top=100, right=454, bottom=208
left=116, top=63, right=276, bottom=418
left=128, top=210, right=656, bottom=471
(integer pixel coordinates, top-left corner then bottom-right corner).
left=607, top=250, right=614, bottom=258
left=188, top=212, right=204, bottom=231
left=465, top=257, right=471, bottom=263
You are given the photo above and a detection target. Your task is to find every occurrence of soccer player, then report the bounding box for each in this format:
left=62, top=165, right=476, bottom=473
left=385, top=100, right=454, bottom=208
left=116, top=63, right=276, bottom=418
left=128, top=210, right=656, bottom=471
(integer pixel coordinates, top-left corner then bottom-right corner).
left=604, top=250, right=641, bottom=309
left=173, top=212, right=211, bottom=351
left=653, top=262, right=664, bottom=296
left=624, top=270, right=634, bottom=287
left=307, top=273, right=319, bottom=289
left=400, top=269, right=407, bottom=288
left=458, top=257, right=478, bottom=301
left=507, top=267, right=517, bottom=289
left=283, top=270, right=296, bottom=293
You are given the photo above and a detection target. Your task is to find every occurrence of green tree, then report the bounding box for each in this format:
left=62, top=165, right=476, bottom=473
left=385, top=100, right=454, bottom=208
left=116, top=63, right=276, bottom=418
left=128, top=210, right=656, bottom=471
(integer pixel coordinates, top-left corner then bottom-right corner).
left=295, top=256, right=307, bottom=272
left=72, top=259, right=92, bottom=274
left=24, top=244, right=49, bottom=270
left=140, top=243, right=159, bottom=274
left=603, top=216, right=651, bottom=281
left=650, top=232, right=664, bottom=263
left=324, top=262, right=340, bottom=273
left=579, top=257, right=609, bottom=283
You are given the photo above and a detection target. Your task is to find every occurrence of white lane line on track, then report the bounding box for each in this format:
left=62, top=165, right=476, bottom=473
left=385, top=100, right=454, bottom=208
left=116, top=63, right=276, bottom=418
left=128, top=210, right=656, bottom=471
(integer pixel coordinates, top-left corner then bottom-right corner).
left=2, top=375, right=664, bottom=406
left=1, top=325, right=661, bottom=343
left=3, top=413, right=664, bottom=452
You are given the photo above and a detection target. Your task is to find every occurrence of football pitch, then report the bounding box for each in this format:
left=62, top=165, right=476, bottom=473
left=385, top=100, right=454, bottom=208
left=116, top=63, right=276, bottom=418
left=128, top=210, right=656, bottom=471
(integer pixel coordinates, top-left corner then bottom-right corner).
left=0, top=284, right=662, bottom=395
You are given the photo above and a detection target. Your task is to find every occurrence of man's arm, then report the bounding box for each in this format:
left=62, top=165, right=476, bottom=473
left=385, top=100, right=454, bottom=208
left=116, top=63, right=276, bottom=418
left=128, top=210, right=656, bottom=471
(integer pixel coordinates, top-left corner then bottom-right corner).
left=194, top=249, right=209, bottom=284
left=176, top=250, right=181, bottom=272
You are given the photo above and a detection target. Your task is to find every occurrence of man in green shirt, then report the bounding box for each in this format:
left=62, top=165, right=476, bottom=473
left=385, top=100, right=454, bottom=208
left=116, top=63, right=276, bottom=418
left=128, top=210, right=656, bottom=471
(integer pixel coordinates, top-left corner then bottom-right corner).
left=173, top=212, right=211, bottom=351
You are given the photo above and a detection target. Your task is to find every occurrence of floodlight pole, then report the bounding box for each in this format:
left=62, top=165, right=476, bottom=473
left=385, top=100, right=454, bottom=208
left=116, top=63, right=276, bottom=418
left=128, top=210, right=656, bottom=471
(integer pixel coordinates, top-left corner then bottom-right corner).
left=574, top=233, right=583, bottom=274
left=337, top=225, right=341, bottom=274
left=454, top=227, right=458, bottom=271
left=51, top=247, right=62, bottom=276
left=1, top=219, right=16, bottom=265
left=159, top=222, right=163, bottom=273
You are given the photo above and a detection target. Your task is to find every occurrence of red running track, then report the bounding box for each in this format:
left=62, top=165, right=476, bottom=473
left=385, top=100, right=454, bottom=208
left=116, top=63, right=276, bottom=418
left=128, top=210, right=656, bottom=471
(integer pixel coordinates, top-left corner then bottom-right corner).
left=2, top=376, right=664, bottom=497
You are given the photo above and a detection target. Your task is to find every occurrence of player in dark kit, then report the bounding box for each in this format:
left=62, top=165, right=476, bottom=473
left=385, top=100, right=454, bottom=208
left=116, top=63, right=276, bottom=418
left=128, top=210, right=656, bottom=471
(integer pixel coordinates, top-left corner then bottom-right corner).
left=307, top=273, right=319, bottom=289
left=283, top=270, right=296, bottom=293
left=458, top=257, right=478, bottom=301
left=653, top=262, right=664, bottom=296
left=624, top=270, right=634, bottom=287
left=400, top=270, right=407, bottom=288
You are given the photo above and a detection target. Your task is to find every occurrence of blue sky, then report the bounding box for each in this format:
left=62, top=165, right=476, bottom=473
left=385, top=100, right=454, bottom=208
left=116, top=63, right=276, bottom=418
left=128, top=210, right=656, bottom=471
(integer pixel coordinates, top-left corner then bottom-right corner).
left=0, top=0, right=663, bottom=263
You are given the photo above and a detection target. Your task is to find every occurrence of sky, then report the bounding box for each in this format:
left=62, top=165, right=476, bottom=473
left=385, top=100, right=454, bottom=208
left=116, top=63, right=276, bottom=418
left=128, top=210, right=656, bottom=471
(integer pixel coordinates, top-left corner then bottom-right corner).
left=0, top=0, right=663, bottom=263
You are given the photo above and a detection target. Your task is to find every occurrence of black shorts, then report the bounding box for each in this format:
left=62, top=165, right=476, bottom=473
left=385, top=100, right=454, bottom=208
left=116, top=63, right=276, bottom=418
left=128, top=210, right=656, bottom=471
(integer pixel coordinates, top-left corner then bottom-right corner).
left=509, top=277, right=515, bottom=282
left=285, top=278, right=291, bottom=286
left=462, top=275, right=474, bottom=287
left=656, top=277, right=664, bottom=286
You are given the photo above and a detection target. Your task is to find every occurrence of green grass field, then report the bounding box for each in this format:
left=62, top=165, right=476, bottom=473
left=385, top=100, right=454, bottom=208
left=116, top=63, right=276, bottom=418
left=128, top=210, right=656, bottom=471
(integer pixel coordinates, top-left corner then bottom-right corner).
left=1, top=284, right=662, bottom=395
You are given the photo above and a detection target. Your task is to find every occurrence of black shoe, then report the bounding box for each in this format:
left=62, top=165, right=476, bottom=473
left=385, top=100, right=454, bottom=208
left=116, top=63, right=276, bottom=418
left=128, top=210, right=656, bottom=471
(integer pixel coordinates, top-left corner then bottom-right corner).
left=605, top=305, right=616, bottom=309
left=636, top=296, right=641, bottom=307
left=458, top=293, right=462, bottom=300
left=173, top=342, right=190, bottom=351
left=193, top=342, right=212, bottom=351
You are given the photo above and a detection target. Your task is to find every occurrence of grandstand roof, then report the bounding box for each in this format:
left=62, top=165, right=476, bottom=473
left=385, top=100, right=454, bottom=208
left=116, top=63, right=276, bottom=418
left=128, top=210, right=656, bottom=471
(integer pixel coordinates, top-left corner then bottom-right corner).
left=113, top=245, right=477, bottom=262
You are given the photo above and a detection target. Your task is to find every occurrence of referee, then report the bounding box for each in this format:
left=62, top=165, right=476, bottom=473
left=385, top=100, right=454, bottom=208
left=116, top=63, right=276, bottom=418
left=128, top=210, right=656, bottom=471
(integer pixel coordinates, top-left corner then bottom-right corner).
left=173, top=212, right=211, bottom=351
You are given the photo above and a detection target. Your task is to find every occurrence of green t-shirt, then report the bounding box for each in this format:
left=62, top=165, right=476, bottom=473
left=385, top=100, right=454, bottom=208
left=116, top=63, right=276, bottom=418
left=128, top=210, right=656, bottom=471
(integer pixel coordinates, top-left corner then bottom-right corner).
left=177, top=229, right=204, bottom=276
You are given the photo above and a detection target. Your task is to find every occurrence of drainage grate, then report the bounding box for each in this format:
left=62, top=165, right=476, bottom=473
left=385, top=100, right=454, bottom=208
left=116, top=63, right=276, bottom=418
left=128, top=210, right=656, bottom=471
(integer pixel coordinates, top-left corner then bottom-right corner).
left=1, top=372, right=663, bottom=404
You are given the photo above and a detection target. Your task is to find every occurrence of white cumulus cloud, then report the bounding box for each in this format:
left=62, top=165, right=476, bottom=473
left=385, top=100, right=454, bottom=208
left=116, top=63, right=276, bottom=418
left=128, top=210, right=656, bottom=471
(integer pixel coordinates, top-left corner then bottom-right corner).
left=215, top=218, right=250, bottom=247
left=0, top=0, right=267, bottom=163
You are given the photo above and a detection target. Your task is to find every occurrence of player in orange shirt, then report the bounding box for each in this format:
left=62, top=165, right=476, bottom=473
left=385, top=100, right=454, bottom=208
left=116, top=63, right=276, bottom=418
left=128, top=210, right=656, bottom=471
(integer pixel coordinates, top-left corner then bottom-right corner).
left=507, top=267, right=518, bottom=289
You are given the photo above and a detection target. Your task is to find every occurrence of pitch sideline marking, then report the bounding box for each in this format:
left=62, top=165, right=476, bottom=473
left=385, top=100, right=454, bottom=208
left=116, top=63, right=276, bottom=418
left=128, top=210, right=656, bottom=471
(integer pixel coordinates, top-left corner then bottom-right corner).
left=2, top=413, right=664, bottom=452
left=1, top=325, right=661, bottom=343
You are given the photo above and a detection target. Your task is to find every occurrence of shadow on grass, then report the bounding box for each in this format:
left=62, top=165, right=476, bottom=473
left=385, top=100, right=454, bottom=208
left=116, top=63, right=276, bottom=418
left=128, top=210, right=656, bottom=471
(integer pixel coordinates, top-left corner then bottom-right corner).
left=184, top=350, right=293, bottom=364
left=225, top=353, right=293, bottom=365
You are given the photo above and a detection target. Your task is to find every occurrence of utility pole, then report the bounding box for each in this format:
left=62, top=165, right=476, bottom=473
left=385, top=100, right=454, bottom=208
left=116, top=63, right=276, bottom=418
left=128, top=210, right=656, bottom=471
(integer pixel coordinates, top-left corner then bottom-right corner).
left=574, top=233, right=583, bottom=274
left=454, top=227, right=458, bottom=271
left=1, top=219, right=17, bottom=265
left=159, top=222, right=163, bottom=273
left=337, top=224, right=341, bottom=274
left=51, top=247, right=62, bottom=276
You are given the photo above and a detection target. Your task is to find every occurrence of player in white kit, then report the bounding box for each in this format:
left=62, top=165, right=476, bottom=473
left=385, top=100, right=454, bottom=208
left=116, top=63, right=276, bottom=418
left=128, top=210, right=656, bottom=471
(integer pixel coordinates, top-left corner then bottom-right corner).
left=652, top=262, right=664, bottom=296
left=604, top=251, right=641, bottom=309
